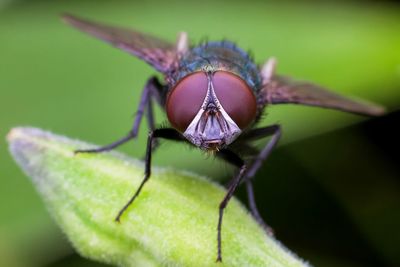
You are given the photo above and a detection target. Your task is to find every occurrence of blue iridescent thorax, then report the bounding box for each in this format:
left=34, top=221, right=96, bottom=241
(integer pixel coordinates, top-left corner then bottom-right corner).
left=171, top=41, right=262, bottom=93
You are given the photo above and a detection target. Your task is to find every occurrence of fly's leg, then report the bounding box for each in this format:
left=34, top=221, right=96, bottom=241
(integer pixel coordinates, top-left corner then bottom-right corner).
left=244, top=125, right=281, bottom=178
left=74, top=76, right=162, bottom=154
left=115, top=128, right=184, bottom=222
left=215, top=149, right=246, bottom=262
left=243, top=124, right=281, bottom=234
left=245, top=179, right=273, bottom=235
left=146, top=78, right=164, bottom=152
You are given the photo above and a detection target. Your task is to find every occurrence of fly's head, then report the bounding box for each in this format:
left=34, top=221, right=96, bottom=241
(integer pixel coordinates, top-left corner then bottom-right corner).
left=166, top=69, right=257, bottom=151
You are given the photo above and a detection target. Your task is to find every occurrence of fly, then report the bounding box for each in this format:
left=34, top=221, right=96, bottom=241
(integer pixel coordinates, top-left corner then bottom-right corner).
left=63, top=14, right=385, bottom=262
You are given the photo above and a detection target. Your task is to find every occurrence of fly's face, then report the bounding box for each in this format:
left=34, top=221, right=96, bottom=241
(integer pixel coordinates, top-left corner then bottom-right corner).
left=166, top=70, right=257, bottom=151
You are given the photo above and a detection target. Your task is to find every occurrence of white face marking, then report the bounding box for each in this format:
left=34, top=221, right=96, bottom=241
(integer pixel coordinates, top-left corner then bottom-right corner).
left=183, top=72, right=241, bottom=149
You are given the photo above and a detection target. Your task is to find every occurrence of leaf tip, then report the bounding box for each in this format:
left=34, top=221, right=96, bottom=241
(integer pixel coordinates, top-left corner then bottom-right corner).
left=6, top=126, right=46, bottom=145
left=6, top=127, right=23, bottom=143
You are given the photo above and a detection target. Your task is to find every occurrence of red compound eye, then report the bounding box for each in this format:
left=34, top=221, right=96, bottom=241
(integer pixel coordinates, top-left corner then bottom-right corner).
left=166, top=72, right=208, bottom=132
left=213, top=71, right=257, bottom=129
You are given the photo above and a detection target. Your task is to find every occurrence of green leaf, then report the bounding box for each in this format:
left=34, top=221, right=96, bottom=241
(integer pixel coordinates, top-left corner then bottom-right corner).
left=7, top=127, right=310, bottom=267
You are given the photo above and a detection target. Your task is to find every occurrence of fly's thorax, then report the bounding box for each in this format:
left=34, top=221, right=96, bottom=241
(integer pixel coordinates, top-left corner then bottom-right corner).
left=170, top=41, right=263, bottom=92
left=166, top=70, right=257, bottom=151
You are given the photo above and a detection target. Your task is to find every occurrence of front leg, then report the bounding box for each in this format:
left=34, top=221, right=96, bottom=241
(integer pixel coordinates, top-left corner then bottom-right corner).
left=243, top=125, right=281, bottom=233
left=215, top=149, right=247, bottom=262
left=220, top=125, right=281, bottom=233
left=75, top=76, right=162, bottom=154
left=243, top=125, right=281, bottom=179
left=115, top=128, right=185, bottom=222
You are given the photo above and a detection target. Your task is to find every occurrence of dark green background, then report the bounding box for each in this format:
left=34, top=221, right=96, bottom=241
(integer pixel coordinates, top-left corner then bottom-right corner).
left=1, top=0, right=399, bottom=266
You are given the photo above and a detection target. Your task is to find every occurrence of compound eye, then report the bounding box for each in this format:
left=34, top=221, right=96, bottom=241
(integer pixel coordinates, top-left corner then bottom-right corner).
left=213, top=71, right=257, bottom=129
left=166, top=72, right=208, bottom=132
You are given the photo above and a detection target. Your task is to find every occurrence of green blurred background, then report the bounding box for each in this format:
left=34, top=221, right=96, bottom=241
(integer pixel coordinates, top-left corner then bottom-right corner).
left=1, top=0, right=399, bottom=266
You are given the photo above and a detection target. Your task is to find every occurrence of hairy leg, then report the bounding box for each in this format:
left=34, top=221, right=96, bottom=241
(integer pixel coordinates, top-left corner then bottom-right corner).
left=75, top=76, right=162, bottom=154
left=218, top=125, right=281, bottom=235
left=115, top=128, right=185, bottom=222
left=215, top=149, right=246, bottom=262
left=244, top=125, right=281, bottom=233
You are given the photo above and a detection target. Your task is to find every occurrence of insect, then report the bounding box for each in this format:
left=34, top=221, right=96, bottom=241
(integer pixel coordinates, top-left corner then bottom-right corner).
left=63, top=14, right=385, bottom=262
